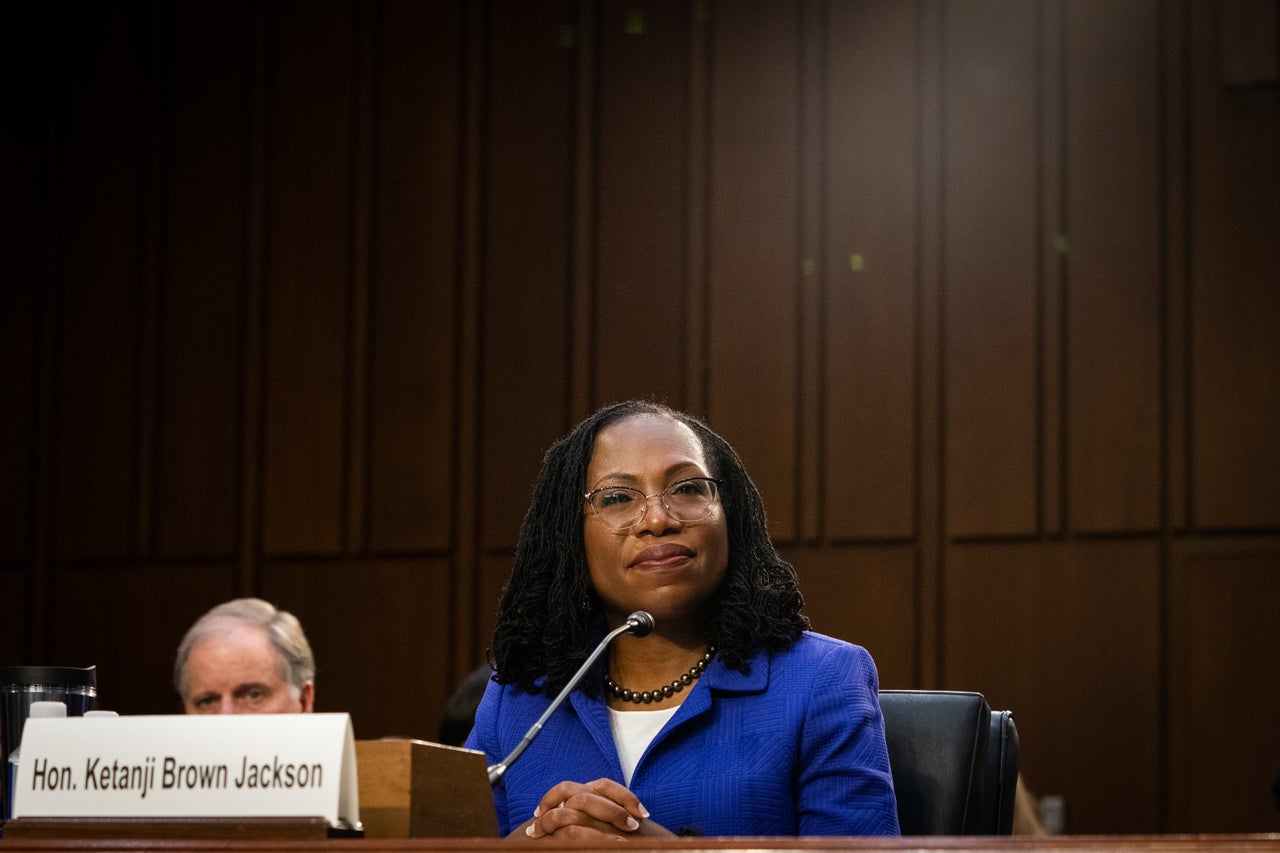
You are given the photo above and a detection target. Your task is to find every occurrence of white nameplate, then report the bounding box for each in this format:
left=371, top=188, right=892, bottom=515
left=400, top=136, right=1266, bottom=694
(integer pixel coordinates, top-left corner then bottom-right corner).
left=11, top=713, right=359, bottom=828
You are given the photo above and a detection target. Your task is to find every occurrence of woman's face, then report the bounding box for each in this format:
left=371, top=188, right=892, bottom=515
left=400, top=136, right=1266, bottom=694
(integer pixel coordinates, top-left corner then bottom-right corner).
left=582, top=413, right=730, bottom=631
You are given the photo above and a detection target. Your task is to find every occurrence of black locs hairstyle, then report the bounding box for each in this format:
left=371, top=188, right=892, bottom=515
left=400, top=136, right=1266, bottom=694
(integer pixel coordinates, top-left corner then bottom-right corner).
left=490, top=400, right=809, bottom=696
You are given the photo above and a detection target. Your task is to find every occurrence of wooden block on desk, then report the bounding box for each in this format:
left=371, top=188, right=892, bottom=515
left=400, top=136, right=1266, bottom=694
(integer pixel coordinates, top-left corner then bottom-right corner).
left=355, top=738, right=497, bottom=838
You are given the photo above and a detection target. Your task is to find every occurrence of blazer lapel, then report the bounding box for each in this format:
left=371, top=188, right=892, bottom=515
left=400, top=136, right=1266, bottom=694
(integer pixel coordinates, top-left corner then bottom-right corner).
left=653, top=647, right=771, bottom=740
left=569, top=685, right=626, bottom=778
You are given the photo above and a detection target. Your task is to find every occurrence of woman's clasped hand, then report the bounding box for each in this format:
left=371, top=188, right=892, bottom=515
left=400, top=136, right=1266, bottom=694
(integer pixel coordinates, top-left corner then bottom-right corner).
left=519, top=778, right=663, bottom=841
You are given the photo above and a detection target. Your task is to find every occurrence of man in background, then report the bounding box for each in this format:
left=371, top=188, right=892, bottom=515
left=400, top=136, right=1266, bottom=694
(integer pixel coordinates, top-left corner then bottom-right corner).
left=173, top=597, right=315, bottom=714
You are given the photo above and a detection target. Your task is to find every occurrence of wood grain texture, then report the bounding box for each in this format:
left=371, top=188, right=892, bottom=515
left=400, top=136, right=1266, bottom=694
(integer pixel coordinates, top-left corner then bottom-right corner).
left=1064, top=0, right=1163, bottom=535
left=706, top=0, right=801, bottom=542
left=1168, top=544, right=1280, bottom=832
left=822, top=0, right=919, bottom=542
left=944, top=540, right=1162, bottom=833
left=940, top=1, right=1040, bottom=539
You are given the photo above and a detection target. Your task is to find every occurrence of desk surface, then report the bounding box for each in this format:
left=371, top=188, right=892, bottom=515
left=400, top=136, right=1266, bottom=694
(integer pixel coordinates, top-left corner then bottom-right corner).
left=1, top=835, right=1278, bottom=852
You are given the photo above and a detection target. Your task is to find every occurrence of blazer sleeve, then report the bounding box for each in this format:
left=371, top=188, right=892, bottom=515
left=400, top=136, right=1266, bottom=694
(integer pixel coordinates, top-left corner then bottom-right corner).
left=795, top=642, right=900, bottom=836
left=464, top=679, right=510, bottom=835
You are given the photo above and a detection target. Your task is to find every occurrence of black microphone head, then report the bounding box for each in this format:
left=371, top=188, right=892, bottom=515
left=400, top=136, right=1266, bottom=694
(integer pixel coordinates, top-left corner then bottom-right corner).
left=625, top=611, right=655, bottom=637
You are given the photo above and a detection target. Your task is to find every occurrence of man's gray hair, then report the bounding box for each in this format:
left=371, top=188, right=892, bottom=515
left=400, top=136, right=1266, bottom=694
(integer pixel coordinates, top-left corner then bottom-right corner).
left=173, top=598, right=316, bottom=701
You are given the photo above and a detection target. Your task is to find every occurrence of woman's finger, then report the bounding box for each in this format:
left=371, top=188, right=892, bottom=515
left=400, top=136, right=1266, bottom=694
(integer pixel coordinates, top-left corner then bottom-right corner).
left=527, top=780, right=645, bottom=838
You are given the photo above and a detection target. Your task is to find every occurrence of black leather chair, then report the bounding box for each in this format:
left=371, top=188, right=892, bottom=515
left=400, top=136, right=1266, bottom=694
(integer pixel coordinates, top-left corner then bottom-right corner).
left=978, top=707, right=1020, bottom=833
left=878, top=690, right=1020, bottom=835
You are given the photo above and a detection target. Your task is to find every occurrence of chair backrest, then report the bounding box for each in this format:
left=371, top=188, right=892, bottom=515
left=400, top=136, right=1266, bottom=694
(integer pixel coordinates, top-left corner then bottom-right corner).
left=977, top=708, right=1020, bottom=834
left=878, top=690, right=1019, bottom=835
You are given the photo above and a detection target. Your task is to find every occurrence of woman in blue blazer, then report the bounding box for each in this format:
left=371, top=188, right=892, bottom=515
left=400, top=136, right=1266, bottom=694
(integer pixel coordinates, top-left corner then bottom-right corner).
left=467, top=400, right=899, bottom=839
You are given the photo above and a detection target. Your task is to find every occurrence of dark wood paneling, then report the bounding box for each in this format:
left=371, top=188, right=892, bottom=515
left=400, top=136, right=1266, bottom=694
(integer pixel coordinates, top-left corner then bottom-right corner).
left=263, top=558, right=452, bottom=743
left=1065, top=0, right=1163, bottom=535
left=945, top=540, right=1162, bottom=833
left=795, top=0, right=823, bottom=542
left=1169, top=545, right=1280, bottom=832
left=707, top=0, right=800, bottom=541
left=681, top=6, right=712, bottom=412
left=155, top=2, right=252, bottom=560
left=593, top=0, right=689, bottom=408
left=0, top=240, right=37, bottom=565
left=476, top=553, right=515, bottom=662
left=1217, top=0, right=1280, bottom=86
left=1188, top=0, right=1280, bottom=531
left=782, top=544, right=916, bottom=691
left=0, top=572, right=29, bottom=660
left=367, top=0, right=461, bottom=554
left=450, top=0, right=487, bottom=680
left=0, top=2, right=47, bottom=567
left=1160, top=0, right=1190, bottom=536
left=479, top=0, right=576, bottom=552
left=49, top=565, right=237, bottom=714
left=822, top=0, right=918, bottom=542
left=941, top=1, right=1040, bottom=538
left=1036, top=0, right=1065, bottom=538
left=51, top=5, right=149, bottom=563
left=261, top=0, right=356, bottom=556
left=914, top=0, right=945, bottom=687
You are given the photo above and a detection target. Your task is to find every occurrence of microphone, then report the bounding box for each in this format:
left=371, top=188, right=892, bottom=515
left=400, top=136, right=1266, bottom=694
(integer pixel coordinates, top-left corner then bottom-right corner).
left=625, top=609, right=655, bottom=638
left=487, top=610, right=654, bottom=787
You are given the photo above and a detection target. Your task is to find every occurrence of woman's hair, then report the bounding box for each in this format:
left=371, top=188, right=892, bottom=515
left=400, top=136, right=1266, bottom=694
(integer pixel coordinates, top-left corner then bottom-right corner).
left=490, top=400, right=809, bottom=695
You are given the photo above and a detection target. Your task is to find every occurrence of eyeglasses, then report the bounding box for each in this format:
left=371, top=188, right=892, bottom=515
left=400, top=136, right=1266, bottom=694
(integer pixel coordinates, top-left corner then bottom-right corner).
left=584, top=477, right=722, bottom=531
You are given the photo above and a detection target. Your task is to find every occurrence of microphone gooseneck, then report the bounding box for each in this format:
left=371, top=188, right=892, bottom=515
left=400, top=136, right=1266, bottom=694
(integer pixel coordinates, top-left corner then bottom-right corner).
left=486, top=610, right=655, bottom=787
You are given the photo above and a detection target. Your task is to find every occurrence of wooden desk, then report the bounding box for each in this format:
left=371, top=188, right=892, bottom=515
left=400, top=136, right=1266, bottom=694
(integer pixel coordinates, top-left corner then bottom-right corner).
left=1, top=834, right=1277, bottom=852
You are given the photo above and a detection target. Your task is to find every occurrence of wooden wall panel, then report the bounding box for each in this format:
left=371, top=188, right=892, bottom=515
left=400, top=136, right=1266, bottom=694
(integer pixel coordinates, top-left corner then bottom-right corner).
left=1159, top=0, right=1190, bottom=538
left=0, top=255, right=37, bottom=565
left=49, top=564, right=236, bottom=714
left=367, top=0, right=461, bottom=554
left=941, top=1, right=1040, bottom=538
left=263, top=558, right=451, bottom=742
left=261, top=1, right=356, bottom=556
left=782, top=544, right=916, bottom=690
left=945, top=540, right=1162, bottom=833
left=593, top=0, right=689, bottom=408
left=155, top=2, right=251, bottom=560
left=707, top=0, right=800, bottom=540
left=1169, top=545, right=1280, bottom=832
left=1035, top=0, right=1065, bottom=539
left=794, top=0, right=823, bottom=543
left=0, top=573, right=29, bottom=660
left=476, top=553, right=515, bottom=664
left=1217, top=0, right=1280, bottom=87
left=53, top=272, right=140, bottom=563
left=0, top=1, right=46, bottom=566
left=479, top=0, right=576, bottom=552
left=1065, top=0, right=1163, bottom=535
left=822, top=0, right=918, bottom=542
left=1188, top=0, right=1280, bottom=531
left=51, top=5, right=150, bottom=564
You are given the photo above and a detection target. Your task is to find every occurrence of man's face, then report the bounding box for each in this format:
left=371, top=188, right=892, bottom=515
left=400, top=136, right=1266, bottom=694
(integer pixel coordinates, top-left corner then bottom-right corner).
left=182, top=624, right=313, bottom=714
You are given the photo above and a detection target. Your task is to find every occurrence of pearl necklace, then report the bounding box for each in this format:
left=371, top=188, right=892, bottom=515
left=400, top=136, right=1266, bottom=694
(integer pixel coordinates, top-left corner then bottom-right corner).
left=604, top=646, right=716, bottom=704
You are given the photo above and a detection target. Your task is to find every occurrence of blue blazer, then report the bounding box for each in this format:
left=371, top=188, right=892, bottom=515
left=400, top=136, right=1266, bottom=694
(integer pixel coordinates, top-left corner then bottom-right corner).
left=466, top=631, right=900, bottom=837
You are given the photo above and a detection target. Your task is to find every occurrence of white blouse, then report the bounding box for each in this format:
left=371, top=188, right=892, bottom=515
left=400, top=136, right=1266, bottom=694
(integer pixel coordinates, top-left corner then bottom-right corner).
left=607, top=705, right=679, bottom=787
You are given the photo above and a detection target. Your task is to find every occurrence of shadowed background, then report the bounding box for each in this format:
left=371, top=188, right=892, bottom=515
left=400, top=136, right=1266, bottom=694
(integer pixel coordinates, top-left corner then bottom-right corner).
left=2, top=0, right=1277, bottom=835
